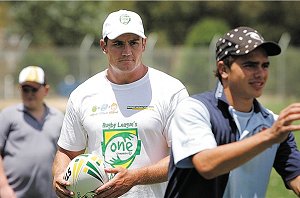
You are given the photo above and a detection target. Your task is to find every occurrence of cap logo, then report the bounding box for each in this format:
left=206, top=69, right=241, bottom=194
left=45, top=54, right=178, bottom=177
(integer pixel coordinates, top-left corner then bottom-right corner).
left=246, top=32, right=263, bottom=42
left=119, top=14, right=131, bottom=25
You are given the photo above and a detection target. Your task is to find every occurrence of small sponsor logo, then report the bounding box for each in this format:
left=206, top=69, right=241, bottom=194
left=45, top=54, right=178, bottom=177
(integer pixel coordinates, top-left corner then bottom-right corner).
left=90, top=103, right=118, bottom=116
left=246, top=32, right=264, bottom=42
left=127, top=105, right=154, bottom=111
left=120, top=14, right=131, bottom=25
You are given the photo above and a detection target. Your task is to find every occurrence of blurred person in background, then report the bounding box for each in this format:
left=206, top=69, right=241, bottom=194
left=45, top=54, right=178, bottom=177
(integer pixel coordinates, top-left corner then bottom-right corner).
left=0, top=66, right=64, bottom=198
left=165, top=26, right=300, bottom=197
left=52, top=9, right=189, bottom=198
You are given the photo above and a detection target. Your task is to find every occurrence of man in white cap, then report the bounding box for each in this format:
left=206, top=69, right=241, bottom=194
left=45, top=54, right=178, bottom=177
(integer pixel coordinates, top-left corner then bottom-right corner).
left=52, top=10, right=189, bottom=198
left=0, top=66, right=64, bottom=198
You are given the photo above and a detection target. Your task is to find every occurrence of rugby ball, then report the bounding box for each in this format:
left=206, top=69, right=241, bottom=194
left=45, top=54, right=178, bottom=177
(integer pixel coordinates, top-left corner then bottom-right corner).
left=64, top=153, right=109, bottom=198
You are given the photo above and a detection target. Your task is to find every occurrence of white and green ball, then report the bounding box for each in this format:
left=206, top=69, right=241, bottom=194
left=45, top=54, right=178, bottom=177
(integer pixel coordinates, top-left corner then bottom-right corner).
left=64, top=153, right=109, bottom=198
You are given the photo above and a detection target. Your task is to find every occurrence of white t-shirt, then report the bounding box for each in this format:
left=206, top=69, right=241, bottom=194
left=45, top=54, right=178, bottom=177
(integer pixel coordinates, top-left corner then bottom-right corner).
left=58, top=67, right=188, bottom=197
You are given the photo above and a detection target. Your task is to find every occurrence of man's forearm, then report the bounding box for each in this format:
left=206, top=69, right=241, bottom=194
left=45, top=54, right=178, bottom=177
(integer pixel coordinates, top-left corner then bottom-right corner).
left=52, top=150, right=71, bottom=179
left=132, top=156, right=170, bottom=185
left=288, top=175, right=300, bottom=197
left=52, top=147, right=84, bottom=178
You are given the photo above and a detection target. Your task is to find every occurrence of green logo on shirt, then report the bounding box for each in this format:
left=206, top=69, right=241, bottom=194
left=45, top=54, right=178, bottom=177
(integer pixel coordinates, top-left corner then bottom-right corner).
left=102, top=128, right=141, bottom=169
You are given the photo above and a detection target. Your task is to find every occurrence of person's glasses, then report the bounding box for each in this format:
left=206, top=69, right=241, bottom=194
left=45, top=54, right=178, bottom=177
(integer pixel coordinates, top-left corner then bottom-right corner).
left=21, top=85, right=41, bottom=94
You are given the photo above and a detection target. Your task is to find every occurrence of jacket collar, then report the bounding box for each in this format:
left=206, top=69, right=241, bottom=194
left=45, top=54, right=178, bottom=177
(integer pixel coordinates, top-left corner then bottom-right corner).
left=214, top=81, right=270, bottom=117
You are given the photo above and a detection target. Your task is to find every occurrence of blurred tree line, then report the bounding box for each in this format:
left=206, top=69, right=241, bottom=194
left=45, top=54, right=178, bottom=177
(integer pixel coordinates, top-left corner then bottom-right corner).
left=1, top=1, right=300, bottom=98
left=1, top=1, right=300, bottom=47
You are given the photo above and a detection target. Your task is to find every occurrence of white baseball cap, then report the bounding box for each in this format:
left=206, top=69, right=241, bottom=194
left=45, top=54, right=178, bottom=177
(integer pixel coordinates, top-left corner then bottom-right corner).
left=19, top=66, right=46, bottom=85
left=102, top=10, right=146, bottom=40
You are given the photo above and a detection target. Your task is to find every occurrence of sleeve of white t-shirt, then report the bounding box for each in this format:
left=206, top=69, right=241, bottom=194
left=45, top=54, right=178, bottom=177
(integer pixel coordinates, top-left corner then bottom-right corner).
left=171, top=97, right=217, bottom=168
left=57, top=96, right=87, bottom=151
left=164, top=88, right=189, bottom=147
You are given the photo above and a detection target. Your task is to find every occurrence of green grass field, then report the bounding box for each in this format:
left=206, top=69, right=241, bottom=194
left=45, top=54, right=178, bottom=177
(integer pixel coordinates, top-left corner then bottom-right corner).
left=262, top=97, right=300, bottom=198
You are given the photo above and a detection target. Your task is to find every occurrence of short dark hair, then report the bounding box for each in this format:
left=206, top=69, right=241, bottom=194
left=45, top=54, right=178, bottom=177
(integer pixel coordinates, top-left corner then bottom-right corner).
left=104, top=36, right=108, bottom=45
left=214, top=55, right=236, bottom=83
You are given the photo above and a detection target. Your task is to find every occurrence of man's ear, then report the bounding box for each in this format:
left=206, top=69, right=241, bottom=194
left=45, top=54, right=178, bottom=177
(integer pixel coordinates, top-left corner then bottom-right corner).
left=217, top=61, right=229, bottom=79
left=43, top=84, right=50, bottom=96
left=142, top=38, right=147, bottom=51
left=100, top=39, right=107, bottom=54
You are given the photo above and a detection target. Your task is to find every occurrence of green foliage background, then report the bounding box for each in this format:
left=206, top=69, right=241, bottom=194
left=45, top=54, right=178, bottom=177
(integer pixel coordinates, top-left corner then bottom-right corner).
left=2, top=1, right=300, bottom=46
left=3, top=1, right=300, bottom=96
left=19, top=49, right=69, bottom=88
